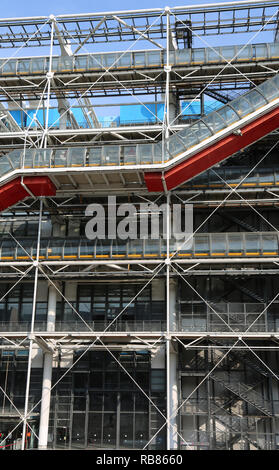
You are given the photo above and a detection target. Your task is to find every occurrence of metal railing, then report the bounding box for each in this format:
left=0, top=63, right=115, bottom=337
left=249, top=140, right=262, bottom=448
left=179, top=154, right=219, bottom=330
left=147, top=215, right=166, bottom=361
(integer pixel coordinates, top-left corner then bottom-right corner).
left=0, top=232, right=278, bottom=262
left=1, top=74, right=279, bottom=173
left=1, top=42, right=278, bottom=77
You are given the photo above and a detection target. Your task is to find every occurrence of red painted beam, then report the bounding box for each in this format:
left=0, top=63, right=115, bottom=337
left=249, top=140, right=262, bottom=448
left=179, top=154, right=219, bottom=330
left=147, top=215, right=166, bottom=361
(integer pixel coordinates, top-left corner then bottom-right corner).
left=144, top=105, right=279, bottom=192
left=0, top=176, right=56, bottom=211
left=24, top=176, right=56, bottom=197
left=0, top=177, right=28, bottom=211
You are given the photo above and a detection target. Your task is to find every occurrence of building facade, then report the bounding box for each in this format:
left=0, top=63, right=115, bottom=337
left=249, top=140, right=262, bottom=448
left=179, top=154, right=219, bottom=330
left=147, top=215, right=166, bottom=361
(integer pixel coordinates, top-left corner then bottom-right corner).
left=0, top=1, right=279, bottom=450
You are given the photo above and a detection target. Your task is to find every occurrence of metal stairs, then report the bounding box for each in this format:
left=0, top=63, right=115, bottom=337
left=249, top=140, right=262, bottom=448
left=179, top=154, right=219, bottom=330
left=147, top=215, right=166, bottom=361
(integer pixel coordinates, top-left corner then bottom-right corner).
left=210, top=371, right=272, bottom=416
left=182, top=348, right=273, bottom=449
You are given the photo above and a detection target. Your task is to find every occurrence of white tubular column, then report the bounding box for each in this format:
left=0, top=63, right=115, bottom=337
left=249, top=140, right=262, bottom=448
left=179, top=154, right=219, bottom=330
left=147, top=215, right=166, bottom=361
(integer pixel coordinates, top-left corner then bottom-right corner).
left=169, top=278, right=178, bottom=449
left=38, top=283, right=57, bottom=449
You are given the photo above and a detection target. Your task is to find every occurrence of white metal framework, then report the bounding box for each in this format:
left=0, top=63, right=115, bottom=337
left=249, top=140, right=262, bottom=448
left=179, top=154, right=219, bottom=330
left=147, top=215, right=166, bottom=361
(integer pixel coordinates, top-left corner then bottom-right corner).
left=0, top=1, right=279, bottom=451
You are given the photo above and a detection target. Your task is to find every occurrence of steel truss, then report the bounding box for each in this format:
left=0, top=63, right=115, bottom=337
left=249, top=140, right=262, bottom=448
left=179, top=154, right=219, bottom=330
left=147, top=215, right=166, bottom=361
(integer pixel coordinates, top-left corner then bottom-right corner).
left=0, top=0, right=279, bottom=452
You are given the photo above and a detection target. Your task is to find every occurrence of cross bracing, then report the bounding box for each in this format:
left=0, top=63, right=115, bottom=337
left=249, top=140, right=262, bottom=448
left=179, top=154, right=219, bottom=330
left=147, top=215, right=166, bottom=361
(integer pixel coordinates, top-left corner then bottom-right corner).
left=1, top=1, right=279, bottom=452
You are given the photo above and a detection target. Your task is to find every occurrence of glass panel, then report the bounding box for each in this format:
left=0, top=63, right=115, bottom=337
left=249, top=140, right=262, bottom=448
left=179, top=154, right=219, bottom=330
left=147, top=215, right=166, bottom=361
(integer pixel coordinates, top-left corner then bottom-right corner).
left=254, top=44, right=267, bottom=60
left=16, top=239, right=33, bottom=259
left=129, top=239, right=144, bottom=256
left=39, top=239, right=48, bottom=259
left=228, top=234, right=243, bottom=253
left=75, top=56, right=87, bottom=71
left=123, top=146, right=137, bottom=165
left=135, top=415, right=148, bottom=448
left=154, top=142, right=163, bottom=162
left=103, top=413, right=116, bottom=448
left=103, top=54, right=117, bottom=69
left=1, top=240, right=16, bottom=259
left=258, top=79, right=279, bottom=102
left=138, top=143, right=153, bottom=164
left=208, top=48, right=221, bottom=62
left=221, top=45, right=235, bottom=61
left=211, top=233, right=226, bottom=254
left=260, top=168, right=274, bottom=184
left=269, top=43, right=279, bottom=59
left=240, top=169, right=258, bottom=186
left=190, top=121, right=212, bottom=142
left=144, top=239, right=160, bottom=256
left=51, top=57, right=59, bottom=72
left=217, top=105, right=240, bottom=126
left=88, top=54, right=102, bottom=69
left=230, top=95, right=255, bottom=117
left=262, top=234, right=278, bottom=253
left=0, top=156, right=13, bottom=176
left=47, top=240, right=63, bottom=258
left=96, top=239, right=111, bottom=257
left=33, top=149, right=52, bottom=168
left=119, top=53, right=132, bottom=68
left=53, top=149, right=68, bottom=167
left=22, top=149, right=35, bottom=168
left=168, top=134, right=185, bottom=156
left=31, top=58, right=45, bottom=73
left=271, top=73, right=279, bottom=90
left=120, top=413, right=133, bottom=448
left=64, top=239, right=79, bottom=258
left=88, top=147, right=102, bottom=166
left=59, top=57, right=73, bottom=72
left=111, top=239, right=126, bottom=257
left=192, top=49, right=205, bottom=63
left=175, top=49, right=191, bottom=64
left=80, top=240, right=94, bottom=257
left=147, top=51, right=161, bottom=66
left=72, top=414, right=85, bottom=448
left=3, top=59, right=16, bottom=74
left=134, top=52, right=145, bottom=67
left=8, top=150, right=22, bottom=169
left=182, top=129, right=200, bottom=150
left=0, top=59, right=5, bottom=75
left=88, top=413, right=102, bottom=448
left=225, top=167, right=242, bottom=185
left=68, top=147, right=86, bottom=166
left=236, top=44, right=252, bottom=60
left=103, top=146, right=120, bottom=165
left=245, top=233, right=261, bottom=254
left=245, top=89, right=267, bottom=109
left=204, top=111, right=226, bottom=133
left=194, top=234, right=209, bottom=254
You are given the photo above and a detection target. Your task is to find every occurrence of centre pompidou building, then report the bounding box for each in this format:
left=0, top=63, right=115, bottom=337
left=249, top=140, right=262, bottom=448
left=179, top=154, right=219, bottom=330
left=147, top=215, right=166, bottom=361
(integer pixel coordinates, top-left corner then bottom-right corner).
left=0, top=0, right=279, bottom=451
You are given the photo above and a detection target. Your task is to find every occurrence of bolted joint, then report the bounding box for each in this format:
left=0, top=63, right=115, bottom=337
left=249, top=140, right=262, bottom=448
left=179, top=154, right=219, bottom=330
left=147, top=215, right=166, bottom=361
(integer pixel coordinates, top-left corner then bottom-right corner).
left=46, top=71, right=54, bottom=80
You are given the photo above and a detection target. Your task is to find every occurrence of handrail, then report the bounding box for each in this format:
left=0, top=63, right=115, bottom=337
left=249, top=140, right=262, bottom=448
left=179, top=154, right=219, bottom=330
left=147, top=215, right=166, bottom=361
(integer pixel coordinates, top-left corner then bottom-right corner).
left=0, top=232, right=278, bottom=261
left=0, top=42, right=279, bottom=77
left=1, top=73, right=279, bottom=178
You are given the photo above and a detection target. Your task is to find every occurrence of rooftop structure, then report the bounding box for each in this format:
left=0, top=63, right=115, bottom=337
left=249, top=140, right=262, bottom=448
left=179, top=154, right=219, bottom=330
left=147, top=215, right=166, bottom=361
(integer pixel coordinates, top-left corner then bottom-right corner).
left=0, top=1, right=279, bottom=451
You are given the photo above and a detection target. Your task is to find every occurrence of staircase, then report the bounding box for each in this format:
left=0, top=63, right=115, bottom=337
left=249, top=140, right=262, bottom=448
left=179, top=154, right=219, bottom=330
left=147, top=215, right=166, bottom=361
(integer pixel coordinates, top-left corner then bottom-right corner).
left=210, top=370, right=272, bottom=416
left=181, top=348, right=273, bottom=449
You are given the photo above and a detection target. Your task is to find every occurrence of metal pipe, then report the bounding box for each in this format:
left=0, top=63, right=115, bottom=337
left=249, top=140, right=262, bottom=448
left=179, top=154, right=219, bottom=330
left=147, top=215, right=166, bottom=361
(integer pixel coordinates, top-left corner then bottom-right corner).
left=21, top=198, right=43, bottom=450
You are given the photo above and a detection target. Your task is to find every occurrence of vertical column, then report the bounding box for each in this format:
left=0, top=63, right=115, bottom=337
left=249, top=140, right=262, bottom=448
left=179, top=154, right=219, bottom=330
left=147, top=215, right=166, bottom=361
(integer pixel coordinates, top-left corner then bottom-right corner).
left=169, top=278, right=178, bottom=449
left=38, top=283, right=57, bottom=449
left=21, top=198, right=43, bottom=450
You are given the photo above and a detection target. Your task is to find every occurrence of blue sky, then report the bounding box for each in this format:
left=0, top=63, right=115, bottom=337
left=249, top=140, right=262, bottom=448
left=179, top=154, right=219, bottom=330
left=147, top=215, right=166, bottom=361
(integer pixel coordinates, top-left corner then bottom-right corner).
left=3, top=0, right=276, bottom=18
left=2, top=0, right=276, bottom=117
left=3, top=1, right=215, bottom=17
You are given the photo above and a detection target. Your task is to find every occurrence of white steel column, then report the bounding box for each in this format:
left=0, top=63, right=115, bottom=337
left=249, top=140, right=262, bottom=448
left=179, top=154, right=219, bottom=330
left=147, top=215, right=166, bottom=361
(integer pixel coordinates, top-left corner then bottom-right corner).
left=21, top=198, right=43, bottom=450
left=38, top=284, right=57, bottom=449
left=169, top=278, right=178, bottom=449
